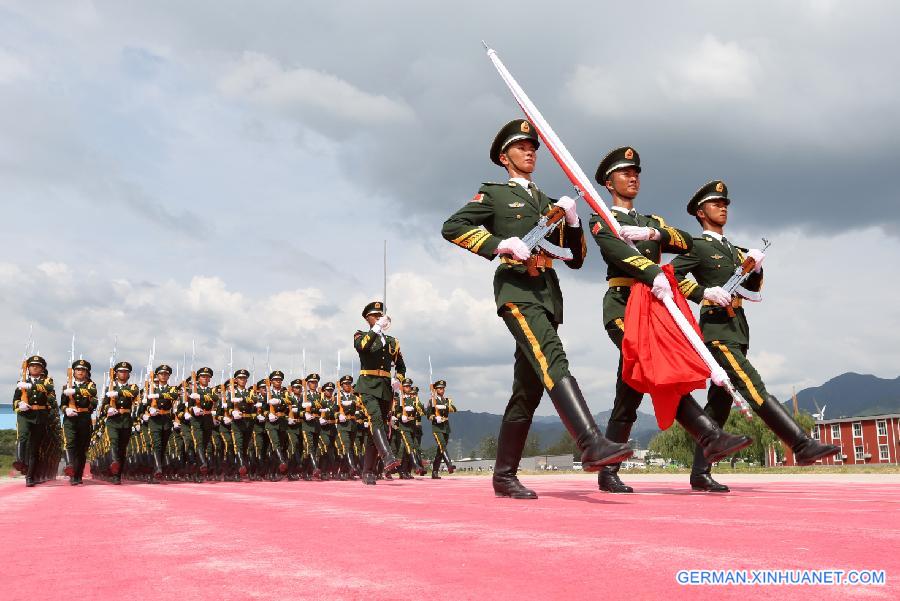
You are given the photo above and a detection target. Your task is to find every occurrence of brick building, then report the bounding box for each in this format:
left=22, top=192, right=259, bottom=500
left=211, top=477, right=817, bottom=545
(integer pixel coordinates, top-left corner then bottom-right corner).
left=767, top=413, right=900, bottom=466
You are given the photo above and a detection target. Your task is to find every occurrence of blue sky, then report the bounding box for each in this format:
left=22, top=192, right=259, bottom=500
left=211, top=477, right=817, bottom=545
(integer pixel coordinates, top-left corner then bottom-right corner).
left=3, top=1, right=900, bottom=423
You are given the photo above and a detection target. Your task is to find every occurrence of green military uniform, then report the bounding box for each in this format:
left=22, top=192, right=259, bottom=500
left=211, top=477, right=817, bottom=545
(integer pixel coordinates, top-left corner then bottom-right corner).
left=263, top=371, right=290, bottom=478
left=188, top=367, right=219, bottom=476
left=250, top=381, right=269, bottom=480
left=225, top=370, right=254, bottom=479
left=172, top=383, right=196, bottom=480
left=285, top=379, right=304, bottom=480
left=13, top=355, right=57, bottom=486
left=393, top=380, right=425, bottom=478
left=354, top=301, right=407, bottom=484
left=60, top=359, right=98, bottom=485
left=101, top=361, right=139, bottom=483
left=146, top=365, right=178, bottom=481
left=427, top=380, right=457, bottom=477
left=672, top=180, right=838, bottom=491
left=335, top=375, right=360, bottom=479
left=318, top=383, right=340, bottom=480
left=442, top=120, right=632, bottom=499
left=299, top=375, right=323, bottom=479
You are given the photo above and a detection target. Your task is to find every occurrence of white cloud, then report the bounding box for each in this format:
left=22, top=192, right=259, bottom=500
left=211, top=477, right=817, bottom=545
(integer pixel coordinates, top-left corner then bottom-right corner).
left=0, top=49, right=30, bottom=83
left=218, top=51, right=415, bottom=126
left=658, top=35, right=762, bottom=102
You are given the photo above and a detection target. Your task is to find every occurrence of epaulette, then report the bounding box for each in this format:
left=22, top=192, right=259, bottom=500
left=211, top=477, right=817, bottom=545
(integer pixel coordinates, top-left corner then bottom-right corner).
left=481, top=181, right=506, bottom=186
left=649, top=214, right=668, bottom=227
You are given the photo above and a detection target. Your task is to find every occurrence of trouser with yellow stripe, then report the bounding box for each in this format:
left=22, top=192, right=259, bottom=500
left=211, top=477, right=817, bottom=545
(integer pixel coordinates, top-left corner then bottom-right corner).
left=705, top=341, right=769, bottom=427
left=499, top=302, right=571, bottom=423
left=605, top=322, right=646, bottom=427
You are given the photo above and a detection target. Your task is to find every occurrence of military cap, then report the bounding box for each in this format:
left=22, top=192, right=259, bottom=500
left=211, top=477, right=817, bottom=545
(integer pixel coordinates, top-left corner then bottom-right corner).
left=339, top=375, right=353, bottom=385
left=27, top=355, right=47, bottom=368
left=234, top=369, right=250, bottom=378
left=402, top=378, right=413, bottom=387
left=362, top=301, right=385, bottom=318
left=256, top=379, right=267, bottom=388
left=490, top=119, right=540, bottom=166
left=196, top=367, right=214, bottom=377
left=290, top=378, right=303, bottom=388
left=433, top=380, right=447, bottom=389
left=114, top=361, right=133, bottom=372
left=270, top=370, right=284, bottom=380
left=412, top=386, right=420, bottom=394
left=687, top=180, right=730, bottom=215
left=322, top=382, right=336, bottom=391
left=595, top=146, right=641, bottom=184
left=306, top=373, right=320, bottom=382
left=155, top=364, right=173, bottom=375
left=72, top=359, right=91, bottom=371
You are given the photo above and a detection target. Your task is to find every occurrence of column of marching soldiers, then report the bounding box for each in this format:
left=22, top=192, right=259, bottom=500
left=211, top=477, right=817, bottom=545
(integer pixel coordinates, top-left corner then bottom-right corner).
left=11, top=353, right=458, bottom=486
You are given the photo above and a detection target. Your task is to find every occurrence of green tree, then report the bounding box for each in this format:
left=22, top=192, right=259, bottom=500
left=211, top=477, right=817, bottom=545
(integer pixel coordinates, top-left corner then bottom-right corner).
left=477, top=434, right=498, bottom=459
left=523, top=431, right=541, bottom=457
left=648, top=422, right=694, bottom=466
left=543, top=432, right=577, bottom=459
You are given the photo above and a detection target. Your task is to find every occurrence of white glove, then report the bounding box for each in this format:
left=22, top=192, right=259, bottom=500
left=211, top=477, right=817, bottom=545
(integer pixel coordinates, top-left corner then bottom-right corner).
left=142, top=414, right=149, bottom=422
left=391, top=416, right=398, bottom=424
left=747, top=249, right=765, bottom=273
left=255, top=402, right=262, bottom=408
left=435, top=416, right=444, bottom=424
left=149, top=406, right=159, bottom=416
left=267, top=398, right=280, bottom=405
left=192, top=406, right=203, bottom=416
left=496, top=237, right=531, bottom=261
left=372, top=315, right=391, bottom=334
left=302, top=402, right=311, bottom=409
left=106, top=390, right=118, bottom=398
left=339, top=414, right=346, bottom=422
left=107, top=407, right=117, bottom=417
left=173, top=422, right=181, bottom=431
left=710, top=368, right=730, bottom=388
left=554, top=196, right=579, bottom=226
left=268, top=413, right=278, bottom=422
left=17, top=401, right=31, bottom=411
left=17, top=381, right=32, bottom=390
left=341, top=400, right=352, bottom=406
left=319, top=417, right=327, bottom=425
left=148, top=393, right=159, bottom=400
left=364, top=422, right=370, bottom=428
left=232, top=410, right=243, bottom=419
left=304, top=412, right=312, bottom=420
left=183, top=413, right=191, bottom=421
left=391, top=379, right=401, bottom=393
left=651, top=272, right=673, bottom=300
left=287, top=418, right=296, bottom=425
left=702, top=286, right=732, bottom=307
left=189, top=393, right=201, bottom=400
left=620, top=225, right=660, bottom=242
left=223, top=417, right=232, bottom=425
left=436, top=404, right=446, bottom=410
left=65, top=407, right=78, bottom=417
left=401, top=415, right=410, bottom=423
left=256, top=414, right=265, bottom=422
left=64, top=388, right=76, bottom=397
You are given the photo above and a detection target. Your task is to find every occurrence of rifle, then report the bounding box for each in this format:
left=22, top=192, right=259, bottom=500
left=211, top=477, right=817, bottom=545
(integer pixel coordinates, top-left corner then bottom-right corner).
left=67, top=334, right=76, bottom=410
left=721, top=238, right=772, bottom=316
left=520, top=205, right=573, bottom=275
left=19, top=326, right=33, bottom=405
left=483, top=43, right=753, bottom=421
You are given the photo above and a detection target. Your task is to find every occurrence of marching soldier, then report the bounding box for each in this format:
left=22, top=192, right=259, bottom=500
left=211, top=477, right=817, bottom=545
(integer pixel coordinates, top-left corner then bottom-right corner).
left=145, top=364, right=178, bottom=483
left=318, top=382, right=340, bottom=480
left=286, top=378, right=305, bottom=480
left=411, top=385, right=425, bottom=450
left=251, top=379, right=269, bottom=480
left=441, top=120, right=632, bottom=499
left=61, top=359, right=97, bottom=485
left=428, top=380, right=457, bottom=478
left=588, top=147, right=751, bottom=494
left=354, top=394, right=369, bottom=462
left=101, top=361, right=140, bottom=484
left=264, top=370, right=290, bottom=479
left=188, top=366, right=219, bottom=477
left=354, top=301, right=406, bottom=485
left=224, top=369, right=254, bottom=480
left=396, top=379, right=426, bottom=478
left=336, top=375, right=360, bottom=480
left=13, top=355, right=57, bottom=487
left=299, top=374, right=323, bottom=480
left=672, top=181, right=840, bottom=491
left=172, top=378, right=196, bottom=481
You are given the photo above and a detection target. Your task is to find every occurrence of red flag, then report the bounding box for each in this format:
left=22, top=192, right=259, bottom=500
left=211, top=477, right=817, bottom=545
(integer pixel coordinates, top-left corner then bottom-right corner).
left=621, top=265, right=710, bottom=429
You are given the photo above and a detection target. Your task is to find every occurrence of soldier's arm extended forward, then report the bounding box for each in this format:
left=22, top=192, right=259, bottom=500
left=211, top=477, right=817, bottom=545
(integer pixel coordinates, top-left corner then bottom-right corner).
left=647, top=215, right=693, bottom=255
left=588, top=215, right=663, bottom=286
left=441, top=187, right=502, bottom=260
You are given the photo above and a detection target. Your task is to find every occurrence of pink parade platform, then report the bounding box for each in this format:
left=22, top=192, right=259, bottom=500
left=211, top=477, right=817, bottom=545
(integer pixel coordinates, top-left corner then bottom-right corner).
left=2, top=473, right=897, bottom=600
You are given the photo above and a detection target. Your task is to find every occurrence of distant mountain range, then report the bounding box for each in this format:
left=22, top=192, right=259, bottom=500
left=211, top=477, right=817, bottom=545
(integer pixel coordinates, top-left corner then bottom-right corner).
left=794, top=372, right=900, bottom=419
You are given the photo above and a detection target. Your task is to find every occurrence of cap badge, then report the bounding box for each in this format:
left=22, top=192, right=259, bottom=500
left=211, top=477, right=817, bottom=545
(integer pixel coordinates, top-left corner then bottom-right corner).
left=520, top=121, right=530, bottom=133
left=624, top=148, right=634, bottom=160
left=715, top=182, right=724, bottom=193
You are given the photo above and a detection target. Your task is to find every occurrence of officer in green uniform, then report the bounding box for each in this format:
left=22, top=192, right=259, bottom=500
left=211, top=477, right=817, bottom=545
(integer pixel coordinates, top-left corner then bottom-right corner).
left=441, top=120, right=632, bottom=499
left=317, top=382, right=340, bottom=480
left=354, top=301, right=407, bottom=485
left=101, top=361, right=140, bottom=484
left=13, top=355, right=57, bottom=487
left=250, top=379, right=269, bottom=480
left=264, top=370, right=290, bottom=479
left=427, top=380, right=457, bottom=478
left=336, top=375, right=360, bottom=479
left=188, top=366, right=219, bottom=477
left=588, top=147, right=751, bottom=494
left=672, top=181, right=840, bottom=491
left=145, top=364, right=178, bottom=483
left=224, top=369, right=253, bottom=480
left=60, top=359, right=97, bottom=485
left=299, top=374, right=323, bottom=480
left=285, top=378, right=305, bottom=480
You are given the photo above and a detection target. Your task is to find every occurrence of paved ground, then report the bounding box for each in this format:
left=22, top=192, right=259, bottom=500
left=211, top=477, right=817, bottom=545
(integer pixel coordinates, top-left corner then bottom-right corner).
left=2, top=473, right=897, bottom=600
